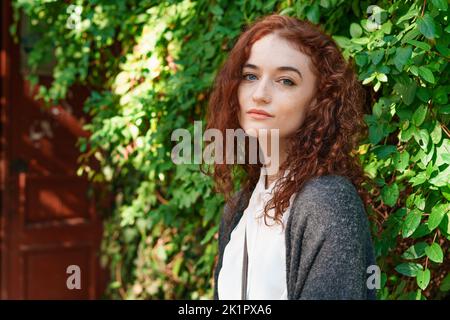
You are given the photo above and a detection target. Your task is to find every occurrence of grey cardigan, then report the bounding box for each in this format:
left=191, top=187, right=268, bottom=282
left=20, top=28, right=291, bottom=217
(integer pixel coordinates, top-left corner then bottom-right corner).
left=213, top=175, right=377, bottom=300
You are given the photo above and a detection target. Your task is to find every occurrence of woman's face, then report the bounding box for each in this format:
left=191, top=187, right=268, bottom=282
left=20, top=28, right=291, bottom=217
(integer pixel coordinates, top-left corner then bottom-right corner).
left=237, top=33, right=317, bottom=140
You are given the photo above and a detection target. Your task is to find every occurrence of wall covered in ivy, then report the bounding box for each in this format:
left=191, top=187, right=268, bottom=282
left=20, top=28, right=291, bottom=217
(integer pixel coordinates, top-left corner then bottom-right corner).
left=11, top=0, right=450, bottom=299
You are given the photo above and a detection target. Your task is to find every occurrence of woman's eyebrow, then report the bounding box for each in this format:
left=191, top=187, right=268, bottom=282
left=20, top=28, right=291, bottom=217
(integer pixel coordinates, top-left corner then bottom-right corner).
left=243, top=63, right=303, bottom=79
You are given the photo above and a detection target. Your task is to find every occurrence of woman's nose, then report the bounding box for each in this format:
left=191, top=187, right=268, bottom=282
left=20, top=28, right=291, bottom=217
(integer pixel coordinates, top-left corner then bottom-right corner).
left=252, top=79, right=272, bottom=104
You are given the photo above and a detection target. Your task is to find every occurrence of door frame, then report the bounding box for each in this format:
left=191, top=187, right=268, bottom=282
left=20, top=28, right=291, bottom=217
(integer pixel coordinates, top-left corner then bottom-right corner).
left=1, top=0, right=14, bottom=299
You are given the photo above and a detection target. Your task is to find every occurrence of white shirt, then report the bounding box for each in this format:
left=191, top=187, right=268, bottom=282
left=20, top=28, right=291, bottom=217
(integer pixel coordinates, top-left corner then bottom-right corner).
left=218, top=167, right=296, bottom=300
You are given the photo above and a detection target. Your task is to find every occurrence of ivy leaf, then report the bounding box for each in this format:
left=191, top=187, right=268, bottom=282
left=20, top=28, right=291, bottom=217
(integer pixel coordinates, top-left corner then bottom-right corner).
left=402, top=242, right=427, bottom=259
left=435, top=139, right=450, bottom=167
left=440, top=273, right=450, bottom=292
left=200, top=225, right=218, bottom=245
left=430, top=123, right=442, bottom=144
left=428, top=203, right=449, bottom=230
left=306, top=3, right=320, bottom=24
left=395, top=81, right=416, bottom=106
left=373, top=145, right=397, bottom=159
left=418, top=66, right=435, bottom=84
left=431, top=0, right=448, bottom=11
left=425, top=243, right=444, bottom=263
left=350, top=23, right=363, bottom=38
left=416, top=87, right=431, bottom=103
left=416, top=268, right=431, bottom=290
left=433, top=86, right=449, bottom=105
left=382, top=183, right=399, bottom=207
left=438, top=212, right=450, bottom=235
left=410, top=171, right=427, bottom=186
left=393, top=150, right=410, bottom=172
left=393, top=46, right=412, bottom=71
left=395, top=262, right=423, bottom=277
left=417, top=14, right=437, bottom=39
left=370, top=50, right=384, bottom=65
left=411, top=223, right=433, bottom=238
left=413, top=129, right=429, bottom=150
left=406, top=39, right=431, bottom=51
left=412, top=105, right=427, bottom=126
left=429, top=166, right=450, bottom=187
left=402, top=209, right=423, bottom=238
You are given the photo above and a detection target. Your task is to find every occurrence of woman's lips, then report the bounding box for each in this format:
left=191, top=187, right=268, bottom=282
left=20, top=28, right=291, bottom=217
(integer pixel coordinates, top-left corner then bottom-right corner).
left=246, top=109, right=274, bottom=120
left=247, top=112, right=273, bottom=120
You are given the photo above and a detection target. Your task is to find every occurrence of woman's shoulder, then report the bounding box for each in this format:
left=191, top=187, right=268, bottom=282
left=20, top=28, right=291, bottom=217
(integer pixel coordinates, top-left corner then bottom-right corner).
left=300, top=174, right=360, bottom=198
left=291, top=174, right=366, bottom=224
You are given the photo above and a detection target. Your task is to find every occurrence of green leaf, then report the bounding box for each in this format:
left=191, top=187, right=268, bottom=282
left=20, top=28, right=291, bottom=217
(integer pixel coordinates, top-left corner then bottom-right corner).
left=306, top=3, right=320, bottom=24
left=406, top=39, right=431, bottom=51
left=396, top=7, right=420, bottom=25
left=439, top=212, right=450, bottom=236
left=393, top=46, right=412, bottom=71
left=376, top=73, right=388, bottom=82
left=430, top=123, right=442, bottom=144
left=395, top=262, right=423, bottom=277
left=439, top=105, right=450, bottom=114
left=416, top=87, right=431, bottom=103
left=210, top=5, right=224, bottom=16
left=350, top=23, right=363, bottom=38
left=400, top=125, right=415, bottom=142
left=417, top=14, right=437, bottom=39
left=411, top=223, right=433, bottom=238
left=425, top=243, right=444, bottom=263
left=402, top=209, right=423, bottom=238
left=200, top=225, right=218, bottom=245
left=402, top=242, right=427, bottom=259
left=428, top=204, right=448, bottom=230
left=412, top=105, right=427, bottom=126
left=382, top=183, right=399, bottom=207
left=414, top=194, right=426, bottom=211
left=433, top=86, right=449, bottom=105
left=440, top=273, right=450, bottom=291
left=352, top=37, right=369, bottom=45
left=373, top=145, right=397, bottom=159
left=410, top=171, right=427, bottom=186
left=431, top=0, right=448, bottom=10
left=396, top=81, right=417, bottom=106
left=418, top=66, right=435, bottom=84
left=442, top=187, right=450, bottom=201
left=436, top=139, right=450, bottom=166
left=370, top=50, right=384, bottom=65
left=413, top=129, right=429, bottom=150
left=429, top=166, right=450, bottom=187
left=393, top=151, right=410, bottom=172
left=416, top=268, right=431, bottom=290
left=355, top=53, right=368, bottom=66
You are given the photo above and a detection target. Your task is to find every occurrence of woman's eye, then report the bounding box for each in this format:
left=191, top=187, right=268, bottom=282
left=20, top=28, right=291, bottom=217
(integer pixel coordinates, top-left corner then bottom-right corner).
left=242, top=74, right=294, bottom=86
left=281, top=79, right=295, bottom=86
left=243, top=73, right=257, bottom=81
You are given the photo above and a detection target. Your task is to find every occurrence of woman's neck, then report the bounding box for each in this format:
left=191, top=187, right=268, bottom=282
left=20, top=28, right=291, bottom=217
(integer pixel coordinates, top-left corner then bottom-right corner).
left=260, top=136, right=287, bottom=188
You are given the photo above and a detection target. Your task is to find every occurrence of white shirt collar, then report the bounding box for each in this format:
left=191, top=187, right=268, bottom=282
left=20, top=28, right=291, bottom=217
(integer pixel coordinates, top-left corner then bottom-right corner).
left=255, top=166, right=291, bottom=198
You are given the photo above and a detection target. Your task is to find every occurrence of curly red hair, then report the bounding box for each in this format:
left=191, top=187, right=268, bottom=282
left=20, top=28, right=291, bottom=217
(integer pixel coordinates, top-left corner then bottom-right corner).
left=203, top=14, right=370, bottom=228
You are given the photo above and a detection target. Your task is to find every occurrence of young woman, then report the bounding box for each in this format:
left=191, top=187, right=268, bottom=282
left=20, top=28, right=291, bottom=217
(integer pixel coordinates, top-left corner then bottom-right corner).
left=204, top=14, right=377, bottom=300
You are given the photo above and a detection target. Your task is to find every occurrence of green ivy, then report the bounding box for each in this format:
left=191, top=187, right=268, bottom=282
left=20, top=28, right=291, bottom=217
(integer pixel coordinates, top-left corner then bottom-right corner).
left=11, top=0, right=449, bottom=300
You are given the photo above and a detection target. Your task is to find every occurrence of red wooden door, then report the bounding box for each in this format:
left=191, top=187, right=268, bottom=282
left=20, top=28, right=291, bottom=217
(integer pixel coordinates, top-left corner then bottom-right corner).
left=1, top=1, right=107, bottom=299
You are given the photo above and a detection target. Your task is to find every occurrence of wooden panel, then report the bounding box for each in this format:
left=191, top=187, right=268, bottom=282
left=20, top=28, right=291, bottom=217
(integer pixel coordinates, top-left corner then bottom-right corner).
left=1, top=0, right=108, bottom=299
left=25, top=176, right=90, bottom=227
left=22, top=245, right=91, bottom=299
